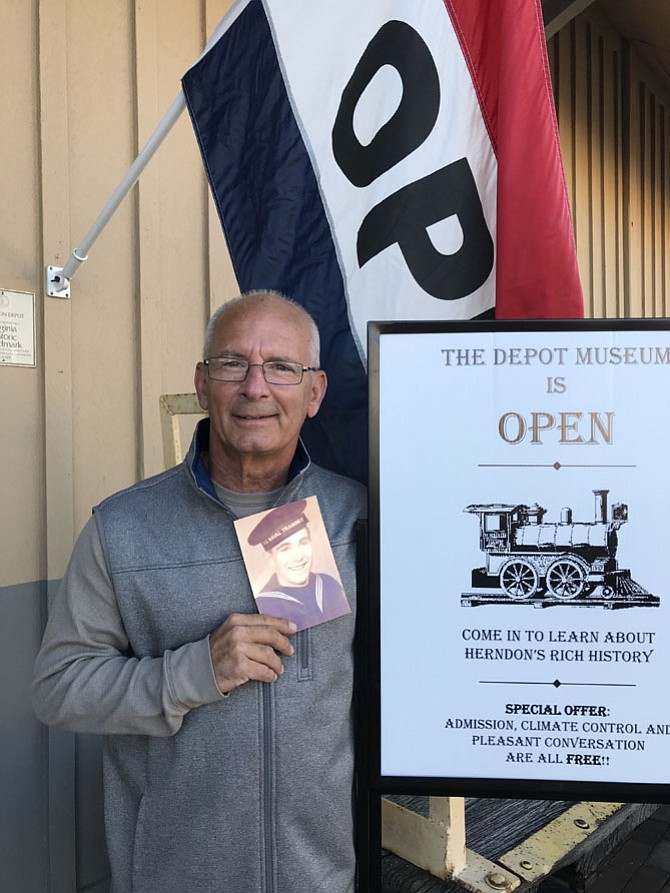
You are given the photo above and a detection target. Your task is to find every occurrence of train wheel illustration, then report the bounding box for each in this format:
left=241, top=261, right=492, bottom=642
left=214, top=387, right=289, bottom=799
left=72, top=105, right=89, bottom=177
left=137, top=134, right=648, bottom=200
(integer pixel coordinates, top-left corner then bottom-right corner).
left=546, top=558, right=588, bottom=600
left=499, top=559, right=539, bottom=600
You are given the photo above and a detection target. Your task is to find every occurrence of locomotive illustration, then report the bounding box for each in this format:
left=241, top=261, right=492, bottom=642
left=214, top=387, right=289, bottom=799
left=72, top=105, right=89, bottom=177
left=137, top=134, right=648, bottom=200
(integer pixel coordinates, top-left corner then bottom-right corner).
left=462, top=489, right=658, bottom=607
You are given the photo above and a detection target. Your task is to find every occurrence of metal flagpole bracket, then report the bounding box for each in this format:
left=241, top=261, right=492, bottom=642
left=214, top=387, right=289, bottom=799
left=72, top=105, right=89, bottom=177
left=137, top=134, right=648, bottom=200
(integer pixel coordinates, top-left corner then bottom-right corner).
left=46, top=247, right=90, bottom=298
left=46, top=265, right=71, bottom=299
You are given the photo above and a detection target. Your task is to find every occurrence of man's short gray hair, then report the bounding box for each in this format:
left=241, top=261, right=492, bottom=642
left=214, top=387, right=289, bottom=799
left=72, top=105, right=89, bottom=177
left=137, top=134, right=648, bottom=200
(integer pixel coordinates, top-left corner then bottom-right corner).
left=203, top=290, right=320, bottom=367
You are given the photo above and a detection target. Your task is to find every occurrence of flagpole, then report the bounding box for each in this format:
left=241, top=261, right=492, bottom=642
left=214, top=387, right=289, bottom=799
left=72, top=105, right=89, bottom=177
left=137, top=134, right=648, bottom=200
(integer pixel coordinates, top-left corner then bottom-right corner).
left=45, top=92, right=187, bottom=298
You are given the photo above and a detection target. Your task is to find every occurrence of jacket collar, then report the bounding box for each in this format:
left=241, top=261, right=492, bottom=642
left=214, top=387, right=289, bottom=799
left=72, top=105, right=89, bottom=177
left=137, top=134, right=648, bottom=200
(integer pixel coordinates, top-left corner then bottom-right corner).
left=187, top=418, right=311, bottom=501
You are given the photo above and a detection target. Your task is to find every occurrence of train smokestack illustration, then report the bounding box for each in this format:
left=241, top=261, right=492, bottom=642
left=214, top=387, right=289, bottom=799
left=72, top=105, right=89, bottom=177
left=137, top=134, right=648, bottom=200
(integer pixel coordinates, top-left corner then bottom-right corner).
left=462, top=491, right=657, bottom=608
left=593, top=489, right=608, bottom=523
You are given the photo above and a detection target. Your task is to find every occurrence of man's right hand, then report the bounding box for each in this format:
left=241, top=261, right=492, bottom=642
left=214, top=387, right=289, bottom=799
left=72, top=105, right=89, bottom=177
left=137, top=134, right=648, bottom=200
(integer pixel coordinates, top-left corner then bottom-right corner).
left=208, top=613, right=297, bottom=694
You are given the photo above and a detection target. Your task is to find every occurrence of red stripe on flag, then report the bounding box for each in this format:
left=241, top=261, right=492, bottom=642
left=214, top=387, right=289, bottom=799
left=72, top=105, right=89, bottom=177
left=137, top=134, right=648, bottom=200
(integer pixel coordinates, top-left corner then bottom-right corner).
left=444, top=0, right=583, bottom=319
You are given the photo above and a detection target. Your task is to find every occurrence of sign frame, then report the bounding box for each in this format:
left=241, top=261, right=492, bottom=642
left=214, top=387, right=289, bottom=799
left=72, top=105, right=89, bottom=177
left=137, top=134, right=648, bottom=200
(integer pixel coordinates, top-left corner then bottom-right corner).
left=368, top=318, right=670, bottom=803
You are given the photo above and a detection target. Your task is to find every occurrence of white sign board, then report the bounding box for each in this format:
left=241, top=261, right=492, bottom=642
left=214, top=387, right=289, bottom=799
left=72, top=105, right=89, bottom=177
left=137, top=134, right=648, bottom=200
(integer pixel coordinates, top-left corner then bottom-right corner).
left=370, top=320, right=670, bottom=799
left=0, top=289, right=35, bottom=367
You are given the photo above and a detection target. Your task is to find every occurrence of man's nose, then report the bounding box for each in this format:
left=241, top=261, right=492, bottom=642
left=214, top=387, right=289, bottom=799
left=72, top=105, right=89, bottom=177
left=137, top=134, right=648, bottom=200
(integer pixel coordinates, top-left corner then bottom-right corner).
left=241, top=363, right=270, bottom=396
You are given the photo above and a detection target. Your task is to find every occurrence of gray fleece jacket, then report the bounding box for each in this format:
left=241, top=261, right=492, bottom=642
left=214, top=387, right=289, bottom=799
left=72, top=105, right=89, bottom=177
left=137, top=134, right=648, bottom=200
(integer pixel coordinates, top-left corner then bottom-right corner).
left=32, top=421, right=366, bottom=893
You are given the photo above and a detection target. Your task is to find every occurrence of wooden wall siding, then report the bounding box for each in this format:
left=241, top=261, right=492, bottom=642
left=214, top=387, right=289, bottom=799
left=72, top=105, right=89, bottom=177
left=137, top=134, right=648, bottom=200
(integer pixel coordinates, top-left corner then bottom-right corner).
left=639, top=78, right=669, bottom=317
left=548, top=8, right=670, bottom=319
left=629, top=57, right=670, bottom=317
left=32, top=0, right=239, bottom=582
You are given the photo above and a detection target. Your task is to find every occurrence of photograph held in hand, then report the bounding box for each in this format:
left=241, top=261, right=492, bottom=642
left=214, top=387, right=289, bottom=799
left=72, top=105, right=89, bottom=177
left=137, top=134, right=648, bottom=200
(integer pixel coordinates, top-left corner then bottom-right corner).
left=235, top=496, right=351, bottom=632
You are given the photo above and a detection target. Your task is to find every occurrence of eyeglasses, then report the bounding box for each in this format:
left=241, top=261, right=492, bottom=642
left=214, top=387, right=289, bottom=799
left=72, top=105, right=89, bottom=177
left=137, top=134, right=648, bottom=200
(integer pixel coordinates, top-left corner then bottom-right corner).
left=204, top=356, right=318, bottom=386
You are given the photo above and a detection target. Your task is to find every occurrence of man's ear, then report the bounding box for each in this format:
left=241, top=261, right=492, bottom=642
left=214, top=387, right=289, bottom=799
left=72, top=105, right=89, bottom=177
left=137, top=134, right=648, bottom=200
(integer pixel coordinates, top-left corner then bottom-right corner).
left=306, top=369, right=328, bottom=419
left=194, top=363, right=209, bottom=411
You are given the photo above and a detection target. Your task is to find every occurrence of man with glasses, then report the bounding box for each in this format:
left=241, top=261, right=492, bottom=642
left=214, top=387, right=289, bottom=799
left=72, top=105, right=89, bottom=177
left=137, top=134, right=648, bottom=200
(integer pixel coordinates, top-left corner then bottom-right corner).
left=33, top=291, right=366, bottom=893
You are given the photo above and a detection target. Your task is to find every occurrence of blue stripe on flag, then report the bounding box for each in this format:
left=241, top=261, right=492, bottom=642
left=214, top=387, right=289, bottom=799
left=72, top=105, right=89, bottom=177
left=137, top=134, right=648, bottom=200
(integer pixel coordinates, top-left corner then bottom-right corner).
left=182, top=0, right=368, bottom=483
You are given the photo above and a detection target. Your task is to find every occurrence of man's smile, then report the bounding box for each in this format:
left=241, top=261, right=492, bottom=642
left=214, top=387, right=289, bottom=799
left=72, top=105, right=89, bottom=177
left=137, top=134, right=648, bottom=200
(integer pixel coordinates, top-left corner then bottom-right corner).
left=233, top=411, right=278, bottom=421
left=289, top=559, right=310, bottom=572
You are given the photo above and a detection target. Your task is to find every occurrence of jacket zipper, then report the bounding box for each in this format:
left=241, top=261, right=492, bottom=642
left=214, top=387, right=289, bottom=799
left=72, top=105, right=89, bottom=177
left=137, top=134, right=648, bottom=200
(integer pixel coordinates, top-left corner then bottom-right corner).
left=262, top=683, right=275, bottom=893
